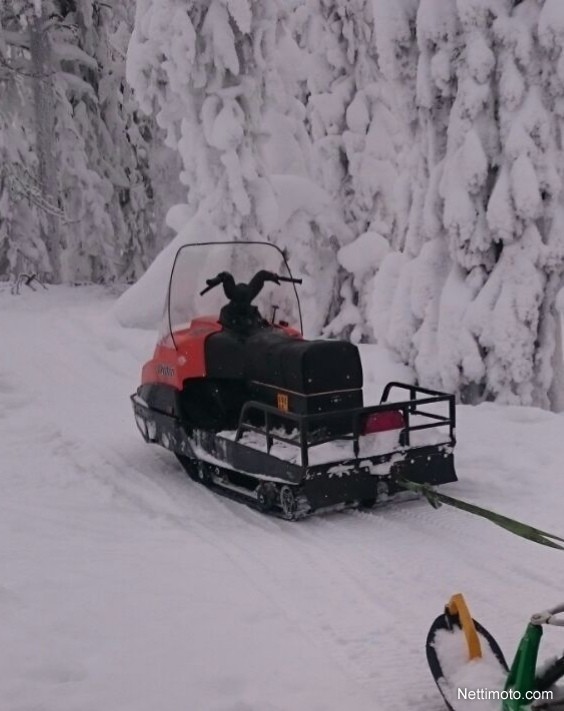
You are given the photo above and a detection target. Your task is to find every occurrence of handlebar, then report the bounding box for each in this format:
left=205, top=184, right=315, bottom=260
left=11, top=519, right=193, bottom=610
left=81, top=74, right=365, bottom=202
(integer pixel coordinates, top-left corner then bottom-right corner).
left=531, top=604, right=564, bottom=627
left=199, top=275, right=224, bottom=296
left=277, top=276, right=303, bottom=285
left=199, top=271, right=302, bottom=297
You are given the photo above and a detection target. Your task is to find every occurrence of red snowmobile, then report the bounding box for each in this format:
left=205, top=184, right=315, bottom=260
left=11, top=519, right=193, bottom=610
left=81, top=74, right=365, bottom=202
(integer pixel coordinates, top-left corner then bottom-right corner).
left=131, top=241, right=457, bottom=519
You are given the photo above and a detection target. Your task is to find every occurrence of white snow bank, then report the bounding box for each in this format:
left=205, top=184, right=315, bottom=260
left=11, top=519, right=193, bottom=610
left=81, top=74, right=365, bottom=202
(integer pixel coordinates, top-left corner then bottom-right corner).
left=114, top=175, right=332, bottom=330
left=113, top=211, right=223, bottom=329
left=366, top=251, right=409, bottom=346
left=357, top=343, right=415, bottom=404
left=6, top=287, right=564, bottom=711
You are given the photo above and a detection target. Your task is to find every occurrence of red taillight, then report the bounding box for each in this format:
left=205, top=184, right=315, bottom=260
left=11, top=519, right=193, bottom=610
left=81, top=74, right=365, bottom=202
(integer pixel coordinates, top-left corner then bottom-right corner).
left=362, top=410, right=405, bottom=435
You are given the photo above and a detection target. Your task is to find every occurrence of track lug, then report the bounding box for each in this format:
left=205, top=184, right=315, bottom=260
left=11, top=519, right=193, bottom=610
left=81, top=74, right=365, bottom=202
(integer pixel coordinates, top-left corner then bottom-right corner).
left=256, top=483, right=277, bottom=512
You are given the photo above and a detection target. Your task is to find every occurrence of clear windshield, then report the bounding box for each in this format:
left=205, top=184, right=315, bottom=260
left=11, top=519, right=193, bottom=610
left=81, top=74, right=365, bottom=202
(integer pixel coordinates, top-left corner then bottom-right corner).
left=161, top=241, right=303, bottom=343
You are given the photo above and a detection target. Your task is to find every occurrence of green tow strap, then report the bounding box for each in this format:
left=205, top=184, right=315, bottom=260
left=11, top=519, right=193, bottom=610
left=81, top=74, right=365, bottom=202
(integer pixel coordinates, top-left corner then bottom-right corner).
left=398, top=479, right=564, bottom=551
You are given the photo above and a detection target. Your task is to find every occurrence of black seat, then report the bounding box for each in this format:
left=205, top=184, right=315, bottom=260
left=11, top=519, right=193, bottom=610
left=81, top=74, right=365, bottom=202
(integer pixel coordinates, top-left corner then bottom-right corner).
left=204, top=330, right=246, bottom=378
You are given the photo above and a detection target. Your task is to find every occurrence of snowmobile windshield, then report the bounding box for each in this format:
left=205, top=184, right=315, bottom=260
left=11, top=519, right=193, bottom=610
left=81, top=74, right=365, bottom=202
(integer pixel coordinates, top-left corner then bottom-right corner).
left=162, top=241, right=303, bottom=344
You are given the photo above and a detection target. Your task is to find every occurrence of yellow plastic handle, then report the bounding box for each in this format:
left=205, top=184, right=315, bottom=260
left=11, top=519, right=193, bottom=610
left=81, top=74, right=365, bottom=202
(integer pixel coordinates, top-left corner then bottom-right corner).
left=447, top=593, right=483, bottom=661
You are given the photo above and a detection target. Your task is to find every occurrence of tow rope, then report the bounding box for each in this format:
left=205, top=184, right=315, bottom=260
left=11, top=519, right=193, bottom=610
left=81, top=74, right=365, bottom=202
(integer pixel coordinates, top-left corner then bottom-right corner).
left=398, top=479, right=564, bottom=551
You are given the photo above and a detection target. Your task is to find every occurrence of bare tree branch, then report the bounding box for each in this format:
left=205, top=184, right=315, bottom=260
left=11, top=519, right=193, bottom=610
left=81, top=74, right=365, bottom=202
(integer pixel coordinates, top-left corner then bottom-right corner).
left=0, top=52, right=55, bottom=79
left=3, top=163, right=65, bottom=219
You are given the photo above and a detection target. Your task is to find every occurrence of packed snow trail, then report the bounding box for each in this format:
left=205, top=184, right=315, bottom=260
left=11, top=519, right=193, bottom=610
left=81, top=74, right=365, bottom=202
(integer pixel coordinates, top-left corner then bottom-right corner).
left=3, top=287, right=564, bottom=711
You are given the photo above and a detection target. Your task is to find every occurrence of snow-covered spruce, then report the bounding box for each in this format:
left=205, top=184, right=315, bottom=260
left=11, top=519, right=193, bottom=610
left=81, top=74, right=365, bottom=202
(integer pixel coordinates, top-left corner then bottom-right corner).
left=119, top=0, right=347, bottom=335
left=297, top=0, right=403, bottom=341
left=369, top=0, right=564, bottom=409
left=0, top=0, right=178, bottom=283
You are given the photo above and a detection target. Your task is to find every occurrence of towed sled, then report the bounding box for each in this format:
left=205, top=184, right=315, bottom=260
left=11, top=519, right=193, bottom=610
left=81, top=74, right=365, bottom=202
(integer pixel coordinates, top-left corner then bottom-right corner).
left=426, top=594, right=564, bottom=711
left=131, top=240, right=457, bottom=519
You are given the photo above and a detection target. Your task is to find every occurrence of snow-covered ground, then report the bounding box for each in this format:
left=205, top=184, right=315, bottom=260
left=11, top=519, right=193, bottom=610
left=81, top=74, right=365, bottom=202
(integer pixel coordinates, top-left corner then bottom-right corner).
left=3, top=286, right=564, bottom=711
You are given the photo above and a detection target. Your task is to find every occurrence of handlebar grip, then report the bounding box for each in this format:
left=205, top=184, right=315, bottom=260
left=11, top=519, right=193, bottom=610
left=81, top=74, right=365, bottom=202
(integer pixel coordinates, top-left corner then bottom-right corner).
left=199, top=275, right=223, bottom=296
left=530, top=603, right=564, bottom=627
left=277, top=276, right=303, bottom=285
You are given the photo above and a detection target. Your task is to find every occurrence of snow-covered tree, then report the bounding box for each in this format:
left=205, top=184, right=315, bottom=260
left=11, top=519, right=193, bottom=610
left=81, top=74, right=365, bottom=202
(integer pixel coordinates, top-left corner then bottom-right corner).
left=0, top=2, right=54, bottom=278
left=265, top=1, right=349, bottom=335
left=128, top=0, right=281, bottom=241
left=293, top=0, right=402, bottom=341
left=414, top=0, right=499, bottom=395
left=370, top=0, right=564, bottom=409
left=120, top=0, right=346, bottom=334
left=366, top=0, right=429, bottom=360
left=43, top=0, right=182, bottom=282
left=0, top=0, right=181, bottom=284
left=468, top=0, right=564, bottom=407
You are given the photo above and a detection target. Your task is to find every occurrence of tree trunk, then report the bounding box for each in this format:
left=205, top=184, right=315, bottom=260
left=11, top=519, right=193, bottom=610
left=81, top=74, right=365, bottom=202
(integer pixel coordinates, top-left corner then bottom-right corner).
left=549, top=280, right=564, bottom=412
left=29, top=12, right=61, bottom=282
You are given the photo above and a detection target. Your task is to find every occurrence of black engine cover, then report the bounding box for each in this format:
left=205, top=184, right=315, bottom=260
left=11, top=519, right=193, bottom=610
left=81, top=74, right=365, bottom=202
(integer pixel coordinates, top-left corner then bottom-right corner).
left=245, top=330, right=363, bottom=415
left=190, top=327, right=364, bottom=428
left=245, top=331, right=363, bottom=392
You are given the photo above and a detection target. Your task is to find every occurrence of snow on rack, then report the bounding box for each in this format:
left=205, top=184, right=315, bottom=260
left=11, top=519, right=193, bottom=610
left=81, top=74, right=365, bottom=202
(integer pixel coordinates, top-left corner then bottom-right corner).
left=220, top=415, right=449, bottom=467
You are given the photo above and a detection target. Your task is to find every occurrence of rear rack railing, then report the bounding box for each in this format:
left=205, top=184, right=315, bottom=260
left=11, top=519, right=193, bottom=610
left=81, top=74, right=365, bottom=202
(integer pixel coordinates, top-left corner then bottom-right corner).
left=234, top=382, right=456, bottom=467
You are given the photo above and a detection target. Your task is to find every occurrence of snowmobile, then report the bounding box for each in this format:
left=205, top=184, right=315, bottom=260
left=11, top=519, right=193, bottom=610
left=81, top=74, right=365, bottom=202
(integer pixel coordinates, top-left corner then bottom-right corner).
left=131, top=240, right=457, bottom=519
left=426, top=593, right=564, bottom=711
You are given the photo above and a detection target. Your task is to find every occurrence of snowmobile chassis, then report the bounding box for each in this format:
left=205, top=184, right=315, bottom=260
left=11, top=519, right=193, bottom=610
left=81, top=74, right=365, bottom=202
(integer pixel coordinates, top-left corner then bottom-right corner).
left=132, top=381, right=457, bottom=520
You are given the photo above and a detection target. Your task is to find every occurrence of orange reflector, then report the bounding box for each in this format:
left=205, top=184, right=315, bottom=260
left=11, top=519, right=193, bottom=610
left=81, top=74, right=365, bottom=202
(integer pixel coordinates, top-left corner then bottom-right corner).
left=277, top=393, right=289, bottom=412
